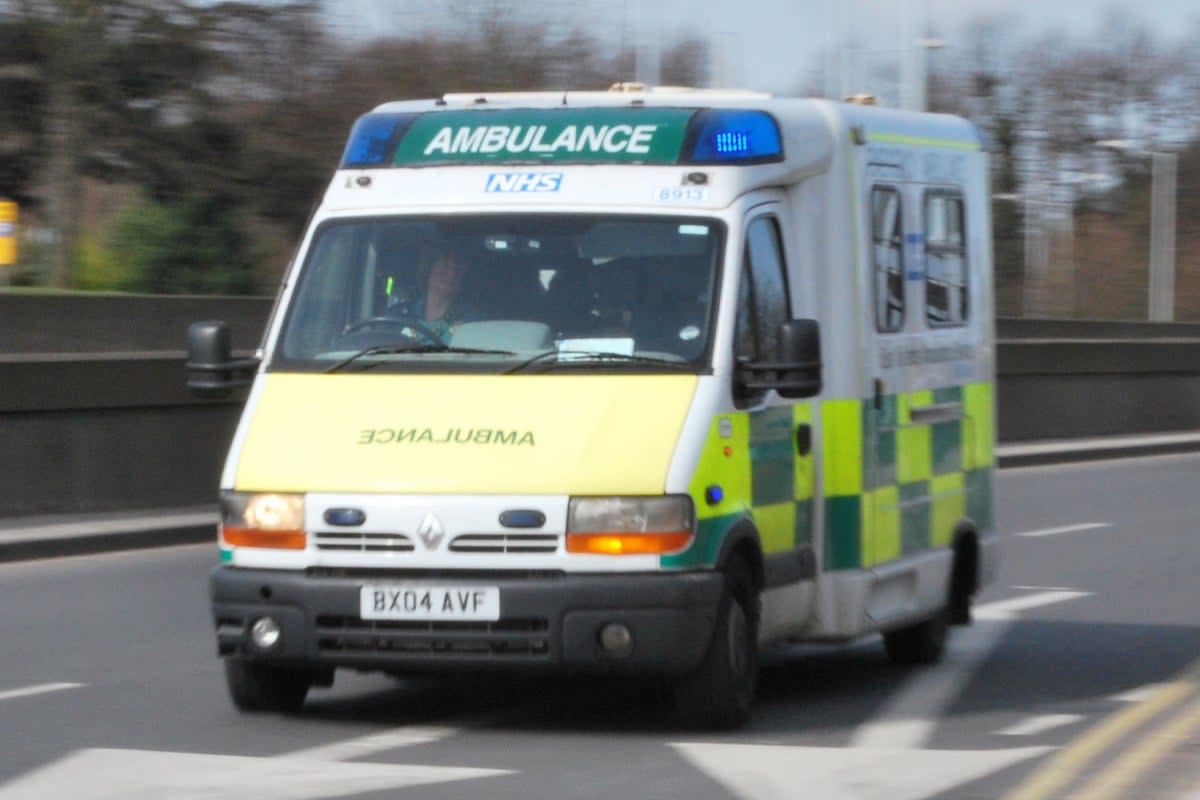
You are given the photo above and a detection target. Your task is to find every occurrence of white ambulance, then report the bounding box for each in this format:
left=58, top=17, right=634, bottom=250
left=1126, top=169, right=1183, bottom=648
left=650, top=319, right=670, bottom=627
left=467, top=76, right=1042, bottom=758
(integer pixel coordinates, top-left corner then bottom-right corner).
left=188, top=85, right=998, bottom=728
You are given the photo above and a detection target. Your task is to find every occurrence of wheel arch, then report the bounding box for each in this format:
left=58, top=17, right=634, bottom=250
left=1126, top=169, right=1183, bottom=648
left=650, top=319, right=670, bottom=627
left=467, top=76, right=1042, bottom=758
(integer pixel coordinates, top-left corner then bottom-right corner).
left=713, top=515, right=765, bottom=596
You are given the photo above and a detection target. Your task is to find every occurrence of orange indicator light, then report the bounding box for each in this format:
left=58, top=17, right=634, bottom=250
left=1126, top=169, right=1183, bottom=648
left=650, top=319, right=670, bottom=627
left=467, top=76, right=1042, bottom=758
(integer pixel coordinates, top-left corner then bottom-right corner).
left=566, top=531, right=692, bottom=555
left=221, top=526, right=307, bottom=550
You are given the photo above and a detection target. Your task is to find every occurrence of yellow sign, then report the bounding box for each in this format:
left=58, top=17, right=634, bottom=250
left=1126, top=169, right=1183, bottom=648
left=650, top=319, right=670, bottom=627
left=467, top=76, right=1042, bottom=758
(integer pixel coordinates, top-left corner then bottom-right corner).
left=0, top=201, right=17, bottom=266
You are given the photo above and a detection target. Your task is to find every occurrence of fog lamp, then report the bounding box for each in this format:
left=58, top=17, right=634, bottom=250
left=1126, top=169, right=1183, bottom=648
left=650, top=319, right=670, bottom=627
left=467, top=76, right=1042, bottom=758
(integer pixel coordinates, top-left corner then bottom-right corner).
left=250, top=616, right=282, bottom=651
left=599, top=623, right=634, bottom=658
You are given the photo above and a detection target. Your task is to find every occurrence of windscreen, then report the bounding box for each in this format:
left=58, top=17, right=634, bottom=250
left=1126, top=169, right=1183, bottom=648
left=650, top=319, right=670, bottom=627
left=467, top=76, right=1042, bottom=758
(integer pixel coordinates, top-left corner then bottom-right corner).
left=273, top=214, right=723, bottom=373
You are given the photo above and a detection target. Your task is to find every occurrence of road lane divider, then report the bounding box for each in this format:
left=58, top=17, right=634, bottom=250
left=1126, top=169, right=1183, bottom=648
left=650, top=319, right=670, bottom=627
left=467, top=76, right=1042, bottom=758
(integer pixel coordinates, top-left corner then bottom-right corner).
left=1000, top=658, right=1200, bottom=800
left=0, top=682, right=84, bottom=703
left=974, top=590, right=1091, bottom=621
left=1111, top=684, right=1169, bottom=703
left=996, top=714, right=1084, bottom=738
left=284, top=725, right=459, bottom=761
left=1016, top=523, right=1111, bottom=538
left=1068, top=694, right=1200, bottom=800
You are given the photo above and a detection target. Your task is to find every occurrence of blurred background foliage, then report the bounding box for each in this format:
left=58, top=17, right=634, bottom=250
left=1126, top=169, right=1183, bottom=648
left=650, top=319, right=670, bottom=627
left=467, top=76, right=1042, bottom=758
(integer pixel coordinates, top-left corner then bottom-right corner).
left=0, top=0, right=1195, bottom=320
left=0, top=0, right=708, bottom=295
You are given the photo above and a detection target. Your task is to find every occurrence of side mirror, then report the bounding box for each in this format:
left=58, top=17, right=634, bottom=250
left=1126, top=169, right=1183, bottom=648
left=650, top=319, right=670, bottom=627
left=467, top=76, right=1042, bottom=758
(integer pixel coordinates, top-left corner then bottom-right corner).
left=776, top=318, right=822, bottom=398
left=186, top=320, right=259, bottom=398
left=736, top=318, right=822, bottom=399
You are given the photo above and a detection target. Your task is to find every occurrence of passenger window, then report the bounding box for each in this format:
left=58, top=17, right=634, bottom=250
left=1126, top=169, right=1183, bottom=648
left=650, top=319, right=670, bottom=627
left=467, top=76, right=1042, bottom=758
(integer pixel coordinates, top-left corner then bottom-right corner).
left=925, top=192, right=968, bottom=325
left=871, top=187, right=904, bottom=332
left=734, top=216, right=791, bottom=403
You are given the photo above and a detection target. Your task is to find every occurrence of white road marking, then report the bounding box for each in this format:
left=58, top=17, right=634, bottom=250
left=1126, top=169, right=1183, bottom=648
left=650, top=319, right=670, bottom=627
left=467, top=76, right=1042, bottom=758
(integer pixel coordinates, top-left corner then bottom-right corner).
left=1016, top=522, right=1111, bottom=538
left=1009, top=585, right=1078, bottom=592
left=671, top=743, right=1049, bottom=800
left=1112, top=684, right=1169, bottom=703
left=0, top=683, right=84, bottom=703
left=850, top=619, right=1010, bottom=749
left=974, top=590, right=1091, bottom=621
left=851, top=590, right=1090, bottom=750
left=996, top=714, right=1084, bottom=737
left=284, top=725, right=459, bottom=761
left=0, top=748, right=509, bottom=800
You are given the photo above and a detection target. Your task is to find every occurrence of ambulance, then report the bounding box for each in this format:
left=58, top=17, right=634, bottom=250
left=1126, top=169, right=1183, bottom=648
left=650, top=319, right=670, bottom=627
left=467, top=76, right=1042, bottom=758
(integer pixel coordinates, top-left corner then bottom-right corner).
left=187, top=85, right=998, bottom=729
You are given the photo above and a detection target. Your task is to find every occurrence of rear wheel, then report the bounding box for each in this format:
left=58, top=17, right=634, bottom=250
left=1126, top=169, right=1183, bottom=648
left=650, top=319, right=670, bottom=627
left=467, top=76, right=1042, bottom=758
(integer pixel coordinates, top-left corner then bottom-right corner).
left=224, top=658, right=312, bottom=713
left=673, top=557, right=759, bottom=729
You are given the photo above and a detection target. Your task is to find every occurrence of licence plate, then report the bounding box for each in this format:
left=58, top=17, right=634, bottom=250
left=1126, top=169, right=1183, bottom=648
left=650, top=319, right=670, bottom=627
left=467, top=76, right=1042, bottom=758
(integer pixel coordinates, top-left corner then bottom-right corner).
left=360, top=585, right=501, bottom=621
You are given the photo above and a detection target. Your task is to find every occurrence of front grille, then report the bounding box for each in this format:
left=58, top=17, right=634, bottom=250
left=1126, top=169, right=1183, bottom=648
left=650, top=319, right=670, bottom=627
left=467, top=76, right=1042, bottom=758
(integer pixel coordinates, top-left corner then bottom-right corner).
left=315, top=531, right=415, bottom=553
left=449, top=532, right=559, bottom=554
left=315, top=615, right=551, bottom=659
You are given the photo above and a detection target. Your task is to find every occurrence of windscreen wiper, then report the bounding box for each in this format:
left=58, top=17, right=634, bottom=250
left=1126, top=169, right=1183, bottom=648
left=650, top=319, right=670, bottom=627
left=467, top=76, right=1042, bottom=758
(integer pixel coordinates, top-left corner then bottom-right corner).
left=325, top=344, right=515, bottom=374
left=504, top=350, right=693, bottom=375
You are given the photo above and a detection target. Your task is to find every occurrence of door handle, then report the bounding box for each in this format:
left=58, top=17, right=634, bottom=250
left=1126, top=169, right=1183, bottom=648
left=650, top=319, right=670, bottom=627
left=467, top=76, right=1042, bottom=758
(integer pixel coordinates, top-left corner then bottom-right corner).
left=909, top=402, right=962, bottom=425
left=795, top=423, right=812, bottom=456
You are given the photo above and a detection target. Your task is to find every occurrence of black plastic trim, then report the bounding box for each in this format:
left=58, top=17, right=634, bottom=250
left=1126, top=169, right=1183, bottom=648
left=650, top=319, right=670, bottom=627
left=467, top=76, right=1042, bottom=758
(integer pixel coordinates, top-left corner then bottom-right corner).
left=763, top=546, right=816, bottom=588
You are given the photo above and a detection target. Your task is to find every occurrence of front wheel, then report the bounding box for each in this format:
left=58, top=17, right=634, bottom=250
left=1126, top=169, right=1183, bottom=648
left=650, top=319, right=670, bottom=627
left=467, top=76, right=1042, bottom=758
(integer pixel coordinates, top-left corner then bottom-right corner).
left=223, top=658, right=312, bottom=713
left=672, top=558, right=759, bottom=729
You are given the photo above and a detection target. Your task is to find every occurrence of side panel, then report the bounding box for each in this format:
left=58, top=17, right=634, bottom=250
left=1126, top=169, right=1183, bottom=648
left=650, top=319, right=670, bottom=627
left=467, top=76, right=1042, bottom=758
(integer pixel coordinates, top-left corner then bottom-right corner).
left=808, top=124, right=995, bottom=639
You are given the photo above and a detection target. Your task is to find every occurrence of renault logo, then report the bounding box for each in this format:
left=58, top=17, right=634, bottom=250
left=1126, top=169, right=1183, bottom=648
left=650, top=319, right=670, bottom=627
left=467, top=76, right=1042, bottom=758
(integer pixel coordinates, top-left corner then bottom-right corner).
left=416, top=512, right=445, bottom=550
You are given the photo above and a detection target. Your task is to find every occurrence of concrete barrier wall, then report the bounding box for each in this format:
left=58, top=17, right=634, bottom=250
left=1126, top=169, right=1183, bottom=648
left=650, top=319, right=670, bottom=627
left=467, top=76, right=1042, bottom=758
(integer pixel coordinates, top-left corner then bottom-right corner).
left=997, top=337, right=1200, bottom=440
left=0, top=355, right=240, bottom=517
left=0, top=292, right=273, bottom=354
left=3, top=295, right=1200, bottom=516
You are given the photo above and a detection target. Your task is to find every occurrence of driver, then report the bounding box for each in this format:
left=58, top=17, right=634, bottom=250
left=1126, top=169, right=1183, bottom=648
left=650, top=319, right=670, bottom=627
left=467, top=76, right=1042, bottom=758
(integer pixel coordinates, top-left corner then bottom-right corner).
left=395, top=243, right=476, bottom=343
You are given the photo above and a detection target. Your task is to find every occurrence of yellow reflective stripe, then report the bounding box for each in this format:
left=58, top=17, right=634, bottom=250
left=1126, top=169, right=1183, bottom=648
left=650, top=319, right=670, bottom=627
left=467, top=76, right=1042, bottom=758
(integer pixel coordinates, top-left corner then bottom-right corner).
left=822, top=400, right=863, bottom=496
left=930, top=472, right=966, bottom=547
left=963, top=382, right=995, bottom=468
left=867, top=132, right=980, bottom=151
left=754, top=502, right=796, bottom=554
left=868, top=485, right=901, bottom=565
left=794, top=403, right=815, bottom=502
left=897, top=391, right=933, bottom=483
left=690, top=413, right=752, bottom=521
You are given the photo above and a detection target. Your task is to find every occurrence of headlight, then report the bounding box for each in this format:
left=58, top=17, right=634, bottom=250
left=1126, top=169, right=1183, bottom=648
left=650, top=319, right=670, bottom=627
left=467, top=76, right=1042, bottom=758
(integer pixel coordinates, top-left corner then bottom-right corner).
left=566, top=496, right=694, bottom=555
left=220, top=492, right=306, bottom=550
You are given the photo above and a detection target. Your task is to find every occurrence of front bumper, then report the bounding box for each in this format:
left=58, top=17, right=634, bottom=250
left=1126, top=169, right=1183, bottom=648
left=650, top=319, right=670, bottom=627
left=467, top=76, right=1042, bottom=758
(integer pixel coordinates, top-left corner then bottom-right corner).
left=211, top=567, right=723, bottom=674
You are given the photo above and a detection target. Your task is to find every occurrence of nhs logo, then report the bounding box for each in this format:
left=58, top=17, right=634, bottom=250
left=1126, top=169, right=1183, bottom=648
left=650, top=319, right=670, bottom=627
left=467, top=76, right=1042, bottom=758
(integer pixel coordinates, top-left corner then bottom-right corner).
left=485, top=172, right=563, bottom=193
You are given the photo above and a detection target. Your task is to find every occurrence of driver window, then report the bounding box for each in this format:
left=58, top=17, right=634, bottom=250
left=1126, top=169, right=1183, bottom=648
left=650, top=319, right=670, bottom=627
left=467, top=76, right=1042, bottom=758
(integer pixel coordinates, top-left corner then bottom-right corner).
left=734, top=215, right=791, bottom=405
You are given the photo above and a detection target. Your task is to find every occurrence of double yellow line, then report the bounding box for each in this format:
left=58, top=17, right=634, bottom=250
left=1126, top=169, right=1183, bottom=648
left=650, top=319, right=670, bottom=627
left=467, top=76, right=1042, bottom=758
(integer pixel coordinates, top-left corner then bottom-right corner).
left=1003, top=659, right=1200, bottom=800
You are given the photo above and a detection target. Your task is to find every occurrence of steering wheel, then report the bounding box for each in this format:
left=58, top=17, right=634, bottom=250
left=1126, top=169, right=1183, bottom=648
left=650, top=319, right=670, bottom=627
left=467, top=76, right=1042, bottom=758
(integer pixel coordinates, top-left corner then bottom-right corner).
left=343, top=316, right=442, bottom=344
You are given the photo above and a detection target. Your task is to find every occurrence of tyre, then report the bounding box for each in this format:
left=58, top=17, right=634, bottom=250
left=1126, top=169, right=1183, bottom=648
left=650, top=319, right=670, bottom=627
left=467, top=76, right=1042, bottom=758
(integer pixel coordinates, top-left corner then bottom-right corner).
left=883, top=608, right=948, bottom=665
left=673, top=557, right=759, bottom=730
left=223, top=658, right=312, bottom=713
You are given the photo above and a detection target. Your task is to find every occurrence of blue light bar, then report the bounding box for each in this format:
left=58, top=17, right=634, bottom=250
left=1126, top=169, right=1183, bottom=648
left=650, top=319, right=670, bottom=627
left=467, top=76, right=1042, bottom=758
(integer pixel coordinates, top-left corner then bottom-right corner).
left=339, top=112, right=417, bottom=168
left=687, top=110, right=783, bottom=164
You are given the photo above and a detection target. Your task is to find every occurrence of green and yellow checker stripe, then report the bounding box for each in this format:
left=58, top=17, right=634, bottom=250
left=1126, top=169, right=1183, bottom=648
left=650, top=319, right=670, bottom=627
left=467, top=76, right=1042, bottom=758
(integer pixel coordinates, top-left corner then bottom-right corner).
left=824, top=381, right=995, bottom=570
left=667, top=382, right=992, bottom=572
left=667, top=403, right=815, bottom=570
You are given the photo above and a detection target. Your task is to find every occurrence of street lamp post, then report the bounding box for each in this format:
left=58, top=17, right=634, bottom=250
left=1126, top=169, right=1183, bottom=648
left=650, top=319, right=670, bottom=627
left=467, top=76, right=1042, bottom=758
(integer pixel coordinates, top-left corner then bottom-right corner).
left=1097, top=140, right=1179, bottom=322
left=1148, top=151, right=1179, bottom=322
left=897, top=0, right=945, bottom=112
